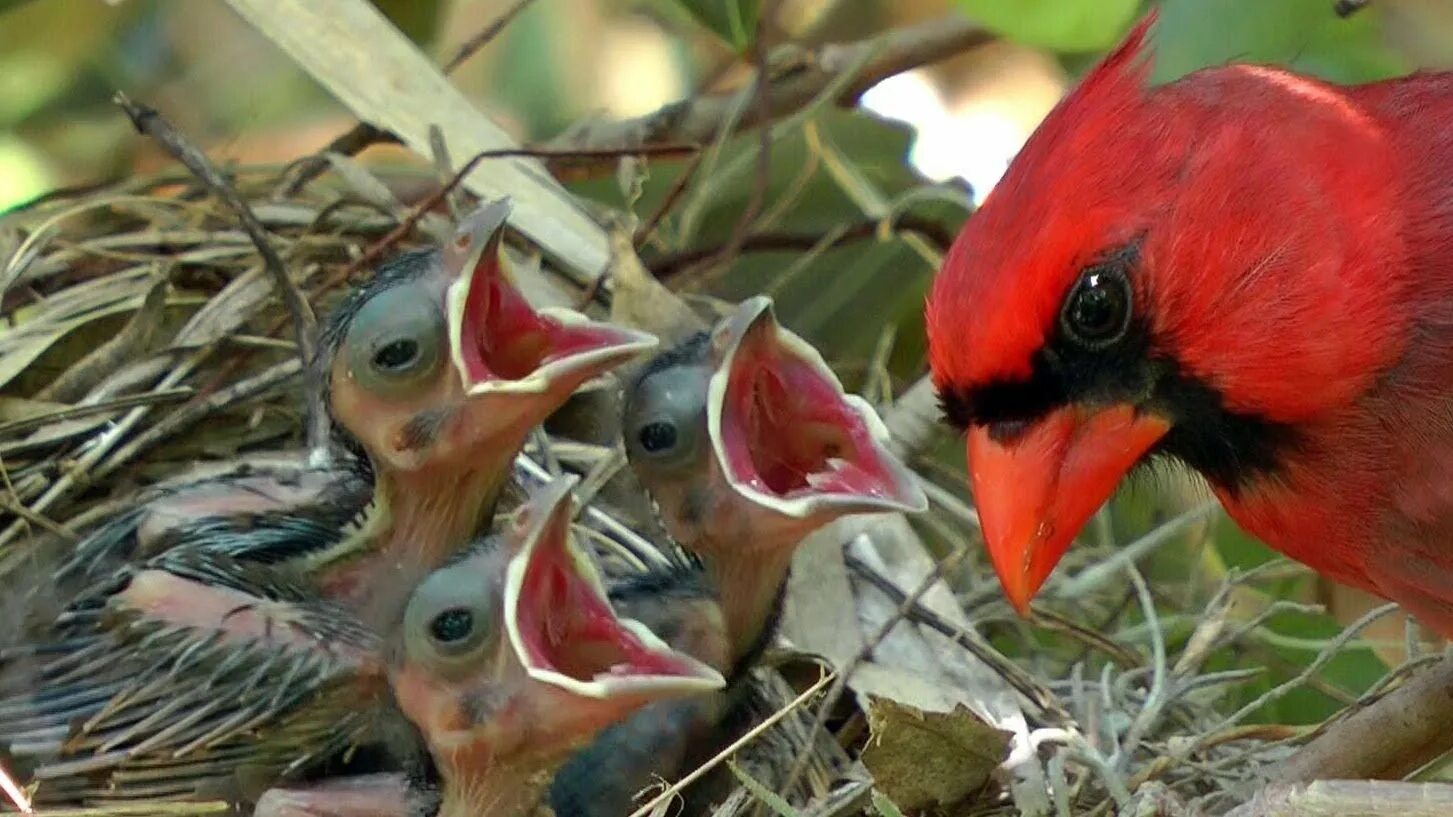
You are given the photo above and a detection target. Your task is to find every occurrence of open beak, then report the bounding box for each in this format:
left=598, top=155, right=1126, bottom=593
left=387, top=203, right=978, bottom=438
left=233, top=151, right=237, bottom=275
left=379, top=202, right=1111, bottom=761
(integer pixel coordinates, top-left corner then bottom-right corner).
left=706, top=296, right=927, bottom=520
left=504, top=475, right=725, bottom=698
left=444, top=199, right=658, bottom=397
left=968, top=404, right=1170, bottom=614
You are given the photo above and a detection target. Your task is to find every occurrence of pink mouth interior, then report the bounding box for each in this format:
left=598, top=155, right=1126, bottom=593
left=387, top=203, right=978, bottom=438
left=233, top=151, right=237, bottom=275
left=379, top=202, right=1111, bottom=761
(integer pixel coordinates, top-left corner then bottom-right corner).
left=718, top=337, right=901, bottom=502
left=456, top=261, right=638, bottom=385
left=512, top=522, right=698, bottom=684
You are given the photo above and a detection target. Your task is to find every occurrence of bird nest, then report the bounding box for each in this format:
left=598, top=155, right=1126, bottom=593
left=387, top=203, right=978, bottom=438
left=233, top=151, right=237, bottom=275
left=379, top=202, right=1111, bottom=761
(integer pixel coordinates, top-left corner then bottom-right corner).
left=1, top=22, right=1444, bottom=817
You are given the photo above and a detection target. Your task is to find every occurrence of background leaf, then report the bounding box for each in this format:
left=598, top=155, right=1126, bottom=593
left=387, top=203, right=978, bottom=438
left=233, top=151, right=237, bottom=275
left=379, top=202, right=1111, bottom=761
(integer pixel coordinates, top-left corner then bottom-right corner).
left=671, top=0, right=761, bottom=51
left=953, top=0, right=1142, bottom=52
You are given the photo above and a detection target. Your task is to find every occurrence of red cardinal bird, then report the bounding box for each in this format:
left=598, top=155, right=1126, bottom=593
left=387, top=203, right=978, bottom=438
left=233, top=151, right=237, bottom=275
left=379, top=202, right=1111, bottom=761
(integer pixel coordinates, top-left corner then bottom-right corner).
left=925, top=13, right=1453, bottom=632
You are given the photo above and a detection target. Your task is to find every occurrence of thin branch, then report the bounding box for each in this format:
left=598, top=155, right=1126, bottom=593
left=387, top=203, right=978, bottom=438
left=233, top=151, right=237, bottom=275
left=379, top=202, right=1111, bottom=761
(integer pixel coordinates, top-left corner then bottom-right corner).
left=695, top=11, right=774, bottom=286
left=1229, top=780, right=1453, bottom=817
left=442, top=0, right=541, bottom=73
left=546, top=16, right=993, bottom=153
left=332, top=144, right=699, bottom=287
left=624, top=672, right=836, bottom=817
left=0, top=389, right=194, bottom=438
left=649, top=215, right=954, bottom=279
left=1271, top=649, right=1453, bottom=782
left=781, top=542, right=972, bottom=797
left=843, top=550, right=1072, bottom=721
left=114, top=93, right=328, bottom=454
left=279, top=0, right=540, bottom=195
left=633, top=152, right=706, bottom=248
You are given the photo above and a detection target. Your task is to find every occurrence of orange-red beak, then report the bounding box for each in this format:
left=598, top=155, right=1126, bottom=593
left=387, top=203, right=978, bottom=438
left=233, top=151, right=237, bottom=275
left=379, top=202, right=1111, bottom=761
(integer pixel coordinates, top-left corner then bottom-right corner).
left=968, top=404, right=1170, bottom=615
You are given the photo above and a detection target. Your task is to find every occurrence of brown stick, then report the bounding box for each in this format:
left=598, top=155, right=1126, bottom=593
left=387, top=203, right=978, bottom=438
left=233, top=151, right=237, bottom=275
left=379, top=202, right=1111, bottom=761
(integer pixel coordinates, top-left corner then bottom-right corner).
left=1227, top=780, right=1453, bottom=817
left=115, top=93, right=328, bottom=454
left=544, top=16, right=993, bottom=154
left=1270, top=651, right=1453, bottom=782
left=441, top=0, right=541, bottom=73
left=649, top=214, right=954, bottom=279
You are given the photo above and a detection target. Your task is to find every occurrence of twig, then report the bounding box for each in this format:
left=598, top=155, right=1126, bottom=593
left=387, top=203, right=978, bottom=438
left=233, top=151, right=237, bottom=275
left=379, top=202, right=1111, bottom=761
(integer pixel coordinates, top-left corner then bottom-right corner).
left=279, top=0, right=541, bottom=196
left=114, top=94, right=327, bottom=455
left=0, top=757, right=30, bottom=813
left=1271, top=647, right=1453, bottom=782
left=781, top=542, right=971, bottom=797
left=90, top=359, right=303, bottom=483
left=1203, top=604, right=1398, bottom=748
left=633, top=152, right=706, bottom=248
left=1229, top=780, right=1453, bottom=817
left=700, top=11, right=773, bottom=285
left=0, top=482, right=77, bottom=541
left=625, top=672, right=836, bottom=817
left=545, top=16, right=993, bottom=153
left=649, top=215, right=953, bottom=279
left=333, top=144, right=700, bottom=286
left=1113, top=566, right=1167, bottom=770
left=442, top=0, right=541, bottom=73
left=36, top=274, right=171, bottom=403
left=843, top=550, right=1070, bottom=720
left=1057, top=503, right=1218, bottom=599
left=0, top=389, right=193, bottom=438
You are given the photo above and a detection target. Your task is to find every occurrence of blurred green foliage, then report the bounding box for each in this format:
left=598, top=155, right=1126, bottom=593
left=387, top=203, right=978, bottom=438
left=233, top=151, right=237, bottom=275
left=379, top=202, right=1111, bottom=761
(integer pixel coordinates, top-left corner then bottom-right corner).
left=669, top=0, right=761, bottom=52
left=952, top=0, right=1142, bottom=52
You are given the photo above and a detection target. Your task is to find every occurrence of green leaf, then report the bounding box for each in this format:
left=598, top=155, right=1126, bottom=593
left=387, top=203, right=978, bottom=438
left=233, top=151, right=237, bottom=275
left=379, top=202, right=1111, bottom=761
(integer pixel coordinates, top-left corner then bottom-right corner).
left=952, top=0, right=1142, bottom=52
left=673, top=0, right=760, bottom=52
left=1151, top=0, right=1409, bottom=83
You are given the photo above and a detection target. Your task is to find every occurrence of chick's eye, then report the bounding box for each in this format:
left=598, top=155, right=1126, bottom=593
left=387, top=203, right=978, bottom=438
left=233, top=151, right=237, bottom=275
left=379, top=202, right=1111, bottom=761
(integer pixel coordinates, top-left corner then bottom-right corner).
left=374, top=339, right=420, bottom=372
left=343, top=284, right=445, bottom=396
left=622, top=367, right=707, bottom=470
left=430, top=608, right=474, bottom=644
left=1061, top=267, right=1132, bottom=349
left=638, top=421, right=678, bottom=454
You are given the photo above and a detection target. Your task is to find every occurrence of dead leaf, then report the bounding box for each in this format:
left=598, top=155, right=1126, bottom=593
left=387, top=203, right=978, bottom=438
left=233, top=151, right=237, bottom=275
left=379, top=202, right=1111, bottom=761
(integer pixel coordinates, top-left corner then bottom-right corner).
left=861, top=696, right=1010, bottom=812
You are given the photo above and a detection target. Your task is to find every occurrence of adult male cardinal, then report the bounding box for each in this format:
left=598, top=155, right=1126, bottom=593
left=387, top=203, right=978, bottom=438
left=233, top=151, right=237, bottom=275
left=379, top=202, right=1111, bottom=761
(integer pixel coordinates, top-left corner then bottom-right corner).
left=925, top=13, right=1453, bottom=633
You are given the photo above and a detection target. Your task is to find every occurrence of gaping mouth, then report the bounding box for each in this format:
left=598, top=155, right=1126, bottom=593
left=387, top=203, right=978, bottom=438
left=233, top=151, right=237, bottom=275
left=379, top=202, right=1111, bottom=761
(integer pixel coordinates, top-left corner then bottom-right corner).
left=504, top=475, right=724, bottom=698
left=445, top=199, right=657, bottom=396
left=708, top=297, right=927, bottom=519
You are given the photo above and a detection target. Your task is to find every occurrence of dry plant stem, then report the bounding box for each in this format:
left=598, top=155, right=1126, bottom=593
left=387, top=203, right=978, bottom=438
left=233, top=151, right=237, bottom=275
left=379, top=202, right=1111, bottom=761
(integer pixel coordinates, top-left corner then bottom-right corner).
left=0, top=495, right=75, bottom=541
left=1228, top=780, right=1453, bottom=817
left=649, top=215, right=954, bottom=280
left=842, top=550, right=1069, bottom=720
left=781, top=543, right=972, bottom=797
left=1270, top=649, right=1453, bottom=782
left=546, top=17, right=993, bottom=153
left=0, top=389, right=192, bottom=437
left=441, top=0, right=541, bottom=73
left=36, top=276, right=170, bottom=403
left=703, top=13, right=773, bottom=285
left=114, top=94, right=326, bottom=453
left=633, top=152, right=706, bottom=248
left=280, top=0, right=541, bottom=195
left=624, top=672, right=837, bottom=817
left=336, top=144, right=699, bottom=284
left=91, top=359, right=302, bottom=483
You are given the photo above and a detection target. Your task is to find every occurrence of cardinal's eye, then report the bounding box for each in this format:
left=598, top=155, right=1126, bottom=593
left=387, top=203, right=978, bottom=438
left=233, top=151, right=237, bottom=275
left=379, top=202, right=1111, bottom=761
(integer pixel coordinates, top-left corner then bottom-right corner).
left=1061, top=266, right=1132, bottom=349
